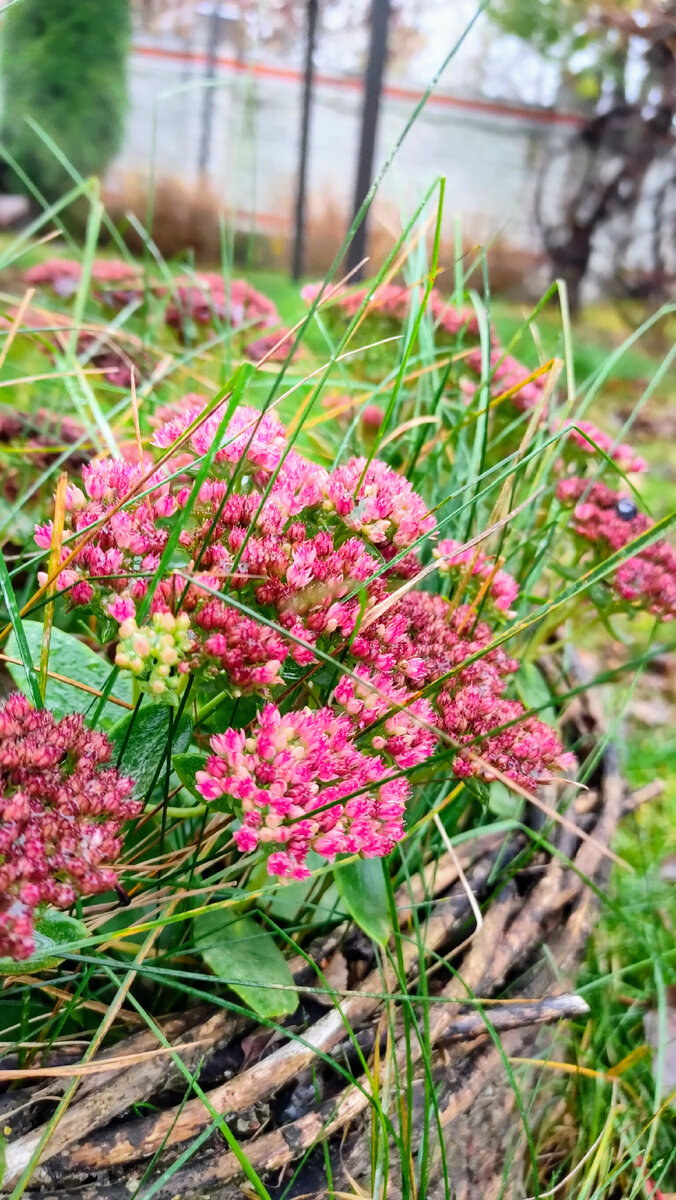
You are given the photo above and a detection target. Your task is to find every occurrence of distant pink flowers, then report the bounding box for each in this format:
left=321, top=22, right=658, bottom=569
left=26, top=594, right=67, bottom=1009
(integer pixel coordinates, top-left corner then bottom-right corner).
left=557, top=478, right=676, bottom=620
left=164, top=274, right=279, bottom=336
left=23, top=259, right=280, bottom=345
left=0, top=694, right=139, bottom=961
left=435, top=538, right=519, bottom=616
left=196, top=703, right=409, bottom=880
left=24, top=258, right=83, bottom=297
left=560, top=420, right=647, bottom=474
left=302, top=280, right=480, bottom=341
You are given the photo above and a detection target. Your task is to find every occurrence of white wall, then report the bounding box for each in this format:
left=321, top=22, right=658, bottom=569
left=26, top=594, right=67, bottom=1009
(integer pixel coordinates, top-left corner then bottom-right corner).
left=112, top=38, right=578, bottom=261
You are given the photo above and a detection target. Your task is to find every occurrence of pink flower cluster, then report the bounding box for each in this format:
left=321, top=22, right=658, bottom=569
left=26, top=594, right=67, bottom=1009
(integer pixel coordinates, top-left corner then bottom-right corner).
left=74, top=332, right=141, bottom=389
left=301, top=281, right=481, bottom=341
left=36, top=405, right=425, bottom=693
left=441, top=688, right=576, bottom=787
left=559, top=420, right=647, bottom=474
left=24, top=257, right=142, bottom=300
left=35, top=456, right=174, bottom=609
left=462, top=347, right=547, bottom=413
left=344, top=589, right=572, bottom=791
left=557, top=478, right=676, bottom=620
left=301, top=281, right=412, bottom=322
left=302, top=281, right=552, bottom=415
left=153, top=399, right=288, bottom=473
left=323, top=456, right=435, bottom=551
left=196, top=703, right=409, bottom=880
left=164, top=274, right=278, bottom=336
left=24, top=258, right=82, bottom=297
left=243, top=329, right=299, bottom=363
left=333, top=666, right=436, bottom=770
left=434, top=538, right=519, bottom=616
left=194, top=585, right=574, bottom=879
left=22, top=261, right=281, bottom=348
left=0, top=694, right=139, bottom=961
left=35, top=400, right=580, bottom=879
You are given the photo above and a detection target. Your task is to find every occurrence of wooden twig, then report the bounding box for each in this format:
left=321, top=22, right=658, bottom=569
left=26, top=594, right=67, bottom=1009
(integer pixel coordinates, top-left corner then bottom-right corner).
left=436, top=993, right=590, bottom=1046
left=622, top=779, right=665, bottom=814
left=32, top=848, right=518, bottom=1182
left=1, top=1009, right=243, bottom=1187
left=71, top=884, right=521, bottom=1200
left=0, top=837, right=488, bottom=1185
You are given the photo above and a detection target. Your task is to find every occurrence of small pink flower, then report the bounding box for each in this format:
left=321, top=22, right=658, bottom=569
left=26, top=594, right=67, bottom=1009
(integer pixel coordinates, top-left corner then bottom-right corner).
left=324, top=457, right=435, bottom=549
left=107, top=596, right=136, bottom=623
left=34, top=522, right=54, bottom=550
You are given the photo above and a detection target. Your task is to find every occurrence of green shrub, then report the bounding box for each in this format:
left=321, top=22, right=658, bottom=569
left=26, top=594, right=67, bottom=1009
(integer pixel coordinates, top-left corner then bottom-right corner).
left=0, top=0, right=130, bottom=200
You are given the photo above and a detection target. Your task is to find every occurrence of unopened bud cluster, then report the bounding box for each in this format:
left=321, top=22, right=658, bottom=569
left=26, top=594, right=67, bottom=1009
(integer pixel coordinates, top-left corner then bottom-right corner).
left=116, top=611, right=193, bottom=703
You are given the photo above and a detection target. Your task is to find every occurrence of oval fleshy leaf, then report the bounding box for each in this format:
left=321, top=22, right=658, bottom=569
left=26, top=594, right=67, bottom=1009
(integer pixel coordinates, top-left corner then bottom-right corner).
left=193, top=911, right=298, bottom=1019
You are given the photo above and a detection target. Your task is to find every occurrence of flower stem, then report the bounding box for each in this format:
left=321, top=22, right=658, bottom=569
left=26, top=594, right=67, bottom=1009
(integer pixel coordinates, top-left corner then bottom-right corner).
left=162, top=804, right=208, bottom=820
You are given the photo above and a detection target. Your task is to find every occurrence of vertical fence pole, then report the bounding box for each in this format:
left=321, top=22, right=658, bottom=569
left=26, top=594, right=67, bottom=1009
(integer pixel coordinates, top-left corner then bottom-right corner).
left=291, top=0, right=319, bottom=280
left=197, top=4, right=222, bottom=175
left=345, top=0, right=391, bottom=277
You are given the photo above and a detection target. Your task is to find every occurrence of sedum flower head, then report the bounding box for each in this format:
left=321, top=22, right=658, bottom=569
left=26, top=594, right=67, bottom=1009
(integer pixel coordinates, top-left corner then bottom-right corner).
left=559, top=419, right=648, bottom=474
left=557, top=478, right=676, bottom=620
left=196, top=702, right=409, bottom=880
left=323, top=456, right=435, bottom=549
left=0, top=694, right=139, bottom=961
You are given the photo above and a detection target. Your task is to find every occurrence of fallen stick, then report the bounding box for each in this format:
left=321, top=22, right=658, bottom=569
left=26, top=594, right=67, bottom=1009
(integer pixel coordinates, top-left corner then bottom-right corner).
left=17, top=751, right=618, bottom=1199
left=436, top=992, right=590, bottom=1045
left=24, top=848, right=513, bottom=1185
left=146, top=839, right=601, bottom=1200
left=0, top=835, right=495, bottom=1186
left=80, top=883, right=522, bottom=1199
left=0, top=1008, right=244, bottom=1188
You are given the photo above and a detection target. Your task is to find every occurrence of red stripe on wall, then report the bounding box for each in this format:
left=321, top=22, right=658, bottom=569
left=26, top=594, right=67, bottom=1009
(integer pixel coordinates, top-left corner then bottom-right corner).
left=132, top=42, right=585, bottom=129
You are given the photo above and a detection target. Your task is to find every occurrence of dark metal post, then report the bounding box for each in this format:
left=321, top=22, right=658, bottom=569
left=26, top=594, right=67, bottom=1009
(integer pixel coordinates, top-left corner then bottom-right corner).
left=291, top=0, right=319, bottom=280
left=198, top=5, right=223, bottom=175
left=346, top=0, right=391, bottom=277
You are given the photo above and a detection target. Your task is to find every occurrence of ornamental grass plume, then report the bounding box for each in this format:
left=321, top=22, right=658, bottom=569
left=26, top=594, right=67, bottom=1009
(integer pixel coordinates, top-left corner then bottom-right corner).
left=0, top=694, right=139, bottom=961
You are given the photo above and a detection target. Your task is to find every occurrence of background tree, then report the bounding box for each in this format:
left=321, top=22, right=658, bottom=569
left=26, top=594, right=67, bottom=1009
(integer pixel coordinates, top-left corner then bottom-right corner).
left=488, top=0, right=676, bottom=309
left=0, top=0, right=130, bottom=202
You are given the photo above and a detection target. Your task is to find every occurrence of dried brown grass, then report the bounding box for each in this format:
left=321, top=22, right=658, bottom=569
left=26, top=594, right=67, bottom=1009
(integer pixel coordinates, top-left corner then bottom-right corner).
left=103, top=169, right=544, bottom=296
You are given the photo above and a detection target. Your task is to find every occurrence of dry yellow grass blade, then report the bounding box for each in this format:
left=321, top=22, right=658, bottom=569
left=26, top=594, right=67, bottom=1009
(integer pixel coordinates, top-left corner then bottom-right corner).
left=39, top=472, right=68, bottom=700
left=0, top=287, right=36, bottom=371
left=0, top=653, right=134, bottom=709
left=0, top=1038, right=210, bottom=1082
